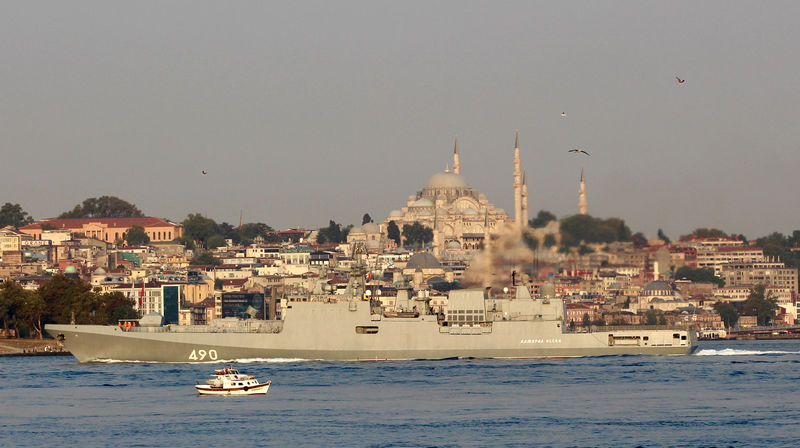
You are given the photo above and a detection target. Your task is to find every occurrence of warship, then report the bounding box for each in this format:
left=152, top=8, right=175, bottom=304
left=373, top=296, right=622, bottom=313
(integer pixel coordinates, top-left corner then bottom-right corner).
left=46, top=281, right=696, bottom=363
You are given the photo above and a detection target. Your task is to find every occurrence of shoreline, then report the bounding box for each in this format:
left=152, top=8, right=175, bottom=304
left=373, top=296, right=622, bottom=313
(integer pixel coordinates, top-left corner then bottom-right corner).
left=0, top=338, right=70, bottom=357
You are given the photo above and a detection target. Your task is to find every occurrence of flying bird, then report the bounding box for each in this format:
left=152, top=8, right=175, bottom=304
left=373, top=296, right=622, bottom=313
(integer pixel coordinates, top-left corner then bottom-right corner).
left=202, top=170, right=207, bottom=175
left=676, top=76, right=685, bottom=85
left=568, top=149, right=590, bottom=156
left=561, top=112, right=566, bottom=117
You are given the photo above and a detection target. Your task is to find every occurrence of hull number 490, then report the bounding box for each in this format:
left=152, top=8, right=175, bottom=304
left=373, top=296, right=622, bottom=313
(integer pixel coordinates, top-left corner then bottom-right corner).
left=189, top=349, right=218, bottom=361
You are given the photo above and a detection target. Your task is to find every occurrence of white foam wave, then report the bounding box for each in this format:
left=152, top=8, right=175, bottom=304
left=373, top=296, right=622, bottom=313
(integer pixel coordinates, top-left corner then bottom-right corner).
left=223, top=358, right=310, bottom=364
left=695, top=348, right=800, bottom=356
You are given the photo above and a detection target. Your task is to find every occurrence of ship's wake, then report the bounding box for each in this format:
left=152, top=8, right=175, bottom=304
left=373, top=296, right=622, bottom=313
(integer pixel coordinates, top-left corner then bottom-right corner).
left=695, top=348, right=800, bottom=356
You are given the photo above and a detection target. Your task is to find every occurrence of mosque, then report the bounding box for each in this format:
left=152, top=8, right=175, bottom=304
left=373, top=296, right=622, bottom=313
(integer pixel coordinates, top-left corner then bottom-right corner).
left=378, top=133, right=531, bottom=260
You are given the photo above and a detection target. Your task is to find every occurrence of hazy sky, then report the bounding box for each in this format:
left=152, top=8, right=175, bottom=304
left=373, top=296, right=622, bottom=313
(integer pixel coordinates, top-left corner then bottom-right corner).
left=2, top=1, right=799, bottom=239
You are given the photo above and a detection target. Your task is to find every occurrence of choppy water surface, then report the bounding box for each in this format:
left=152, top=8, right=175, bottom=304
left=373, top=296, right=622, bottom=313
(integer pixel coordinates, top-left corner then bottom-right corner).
left=2, top=340, right=799, bottom=447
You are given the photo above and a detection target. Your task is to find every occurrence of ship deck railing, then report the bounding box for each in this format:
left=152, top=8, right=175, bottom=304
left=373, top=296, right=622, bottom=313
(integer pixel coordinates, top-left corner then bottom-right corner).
left=127, top=323, right=284, bottom=334
left=570, top=325, right=693, bottom=333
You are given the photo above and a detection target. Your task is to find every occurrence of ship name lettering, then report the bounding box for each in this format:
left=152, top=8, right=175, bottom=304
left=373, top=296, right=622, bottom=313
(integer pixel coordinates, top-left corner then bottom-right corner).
left=520, top=339, right=562, bottom=344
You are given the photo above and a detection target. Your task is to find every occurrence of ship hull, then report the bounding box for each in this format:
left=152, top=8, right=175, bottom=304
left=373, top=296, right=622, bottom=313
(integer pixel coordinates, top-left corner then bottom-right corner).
left=46, top=300, right=696, bottom=363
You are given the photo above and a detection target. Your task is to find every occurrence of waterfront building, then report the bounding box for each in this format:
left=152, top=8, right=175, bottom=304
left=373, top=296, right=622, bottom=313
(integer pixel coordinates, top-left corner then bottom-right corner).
left=19, top=217, right=183, bottom=244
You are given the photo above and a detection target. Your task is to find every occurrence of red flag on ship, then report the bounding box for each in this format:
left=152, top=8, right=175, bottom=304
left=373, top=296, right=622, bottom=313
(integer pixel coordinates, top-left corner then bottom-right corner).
left=139, top=281, right=145, bottom=306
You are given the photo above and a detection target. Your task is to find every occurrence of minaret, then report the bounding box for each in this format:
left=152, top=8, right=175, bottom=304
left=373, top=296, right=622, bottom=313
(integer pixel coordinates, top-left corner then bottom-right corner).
left=513, top=131, right=522, bottom=227
left=452, top=137, right=460, bottom=174
left=578, top=167, right=587, bottom=215
left=521, top=171, right=529, bottom=226
left=483, top=209, right=491, bottom=252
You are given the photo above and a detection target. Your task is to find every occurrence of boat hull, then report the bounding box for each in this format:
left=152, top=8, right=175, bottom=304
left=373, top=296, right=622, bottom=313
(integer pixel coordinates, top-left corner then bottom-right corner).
left=196, top=381, right=271, bottom=396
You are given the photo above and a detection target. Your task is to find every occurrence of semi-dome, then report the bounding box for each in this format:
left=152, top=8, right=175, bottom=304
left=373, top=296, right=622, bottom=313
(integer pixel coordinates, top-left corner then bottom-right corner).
left=388, top=209, right=403, bottom=218
left=406, top=252, right=442, bottom=270
left=411, top=198, right=434, bottom=207
left=425, top=171, right=470, bottom=189
left=446, top=240, right=461, bottom=250
left=461, top=207, right=479, bottom=216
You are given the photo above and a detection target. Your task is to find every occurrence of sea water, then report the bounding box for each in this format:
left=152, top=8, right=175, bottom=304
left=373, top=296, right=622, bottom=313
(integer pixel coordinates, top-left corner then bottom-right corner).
left=1, top=340, right=799, bottom=448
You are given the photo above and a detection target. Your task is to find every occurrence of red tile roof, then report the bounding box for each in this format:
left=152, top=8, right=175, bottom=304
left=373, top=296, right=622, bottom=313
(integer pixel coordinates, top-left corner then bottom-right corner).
left=20, top=217, right=181, bottom=230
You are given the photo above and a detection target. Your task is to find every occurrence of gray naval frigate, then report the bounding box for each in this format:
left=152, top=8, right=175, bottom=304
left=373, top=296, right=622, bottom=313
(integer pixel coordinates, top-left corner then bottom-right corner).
left=46, top=282, right=697, bottom=363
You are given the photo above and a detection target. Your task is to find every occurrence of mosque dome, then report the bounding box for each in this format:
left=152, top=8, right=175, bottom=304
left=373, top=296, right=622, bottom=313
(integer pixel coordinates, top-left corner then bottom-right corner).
left=425, top=171, right=470, bottom=189
left=93, top=267, right=107, bottom=275
left=388, top=209, right=403, bottom=218
left=446, top=240, right=461, bottom=250
left=461, top=207, right=479, bottom=216
left=361, top=222, right=380, bottom=233
left=64, top=266, right=78, bottom=274
left=411, top=198, right=434, bottom=208
left=406, top=252, right=442, bottom=270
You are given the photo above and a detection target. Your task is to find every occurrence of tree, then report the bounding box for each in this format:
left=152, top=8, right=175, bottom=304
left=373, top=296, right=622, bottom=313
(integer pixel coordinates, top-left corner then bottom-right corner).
left=125, top=225, right=150, bottom=246
left=530, top=210, right=556, bottom=228
left=743, top=284, right=779, bottom=326
left=362, top=213, right=373, bottom=225
left=0, top=282, right=26, bottom=336
left=205, top=234, right=226, bottom=249
left=714, top=302, right=739, bottom=328
left=18, top=290, right=46, bottom=338
left=578, top=245, right=593, bottom=255
left=0, top=203, right=34, bottom=228
left=582, top=313, right=591, bottom=327
left=214, top=279, right=223, bottom=290
left=559, top=214, right=632, bottom=247
left=645, top=311, right=659, bottom=325
left=58, top=196, right=144, bottom=218
left=190, top=252, right=221, bottom=266
left=317, top=220, right=343, bottom=244
left=235, top=223, right=274, bottom=245
left=387, top=221, right=401, bottom=245
left=685, top=228, right=728, bottom=239
left=674, top=267, right=724, bottom=287
left=38, top=274, right=97, bottom=325
left=631, top=232, right=647, bottom=248
left=182, top=213, right=222, bottom=247
left=543, top=234, right=557, bottom=249
left=657, top=228, right=671, bottom=244
left=402, top=221, right=433, bottom=249
left=756, top=231, right=800, bottom=269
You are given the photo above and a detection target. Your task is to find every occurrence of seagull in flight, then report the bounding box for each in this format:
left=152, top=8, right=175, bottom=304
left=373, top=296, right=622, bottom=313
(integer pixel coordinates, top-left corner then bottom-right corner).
left=676, top=76, right=685, bottom=85
left=202, top=170, right=207, bottom=175
left=568, top=149, right=590, bottom=156
left=561, top=112, right=567, bottom=117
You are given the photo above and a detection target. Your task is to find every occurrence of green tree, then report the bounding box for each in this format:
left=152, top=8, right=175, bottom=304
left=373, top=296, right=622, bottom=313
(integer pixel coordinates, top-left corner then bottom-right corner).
left=18, top=290, right=46, bottom=338
left=685, top=228, right=728, bottom=239
left=0, top=282, right=26, bottom=336
left=38, top=275, right=98, bottom=324
left=657, top=228, right=671, bottom=244
left=543, top=234, right=557, bottom=248
left=182, top=213, right=222, bottom=247
left=205, top=234, right=226, bottom=249
left=0, top=203, right=34, bottom=228
left=578, top=244, right=594, bottom=255
left=402, top=221, right=433, bottom=249
left=582, top=313, right=591, bottom=327
left=235, top=223, right=274, bottom=245
left=756, top=231, right=800, bottom=268
left=125, top=225, right=150, bottom=246
left=530, top=210, right=556, bottom=228
left=191, top=252, right=221, bottom=266
left=714, top=301, right=739, bottom=328
left=317, top=220, right=344, bottom=244
left=58, top=196, right=144, bottom=218
left=362, top=213, right=373, bottom=225
left=387, top=221, right=401, bottom=245
left=214, top=279, right=224, bottom=290
left=645, top=311, right=659, bottom=325
left=559, top=214, right=632, bottom=247
left=631, top=232, right=647, bottom=248
left=674, top=266, right=724, bottom=287
left=743, top=284, right=779, bottom=326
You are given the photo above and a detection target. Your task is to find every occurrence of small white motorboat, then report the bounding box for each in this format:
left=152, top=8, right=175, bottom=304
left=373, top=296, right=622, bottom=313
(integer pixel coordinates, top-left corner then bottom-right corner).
left=195, top=365, right=271, bottom=396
